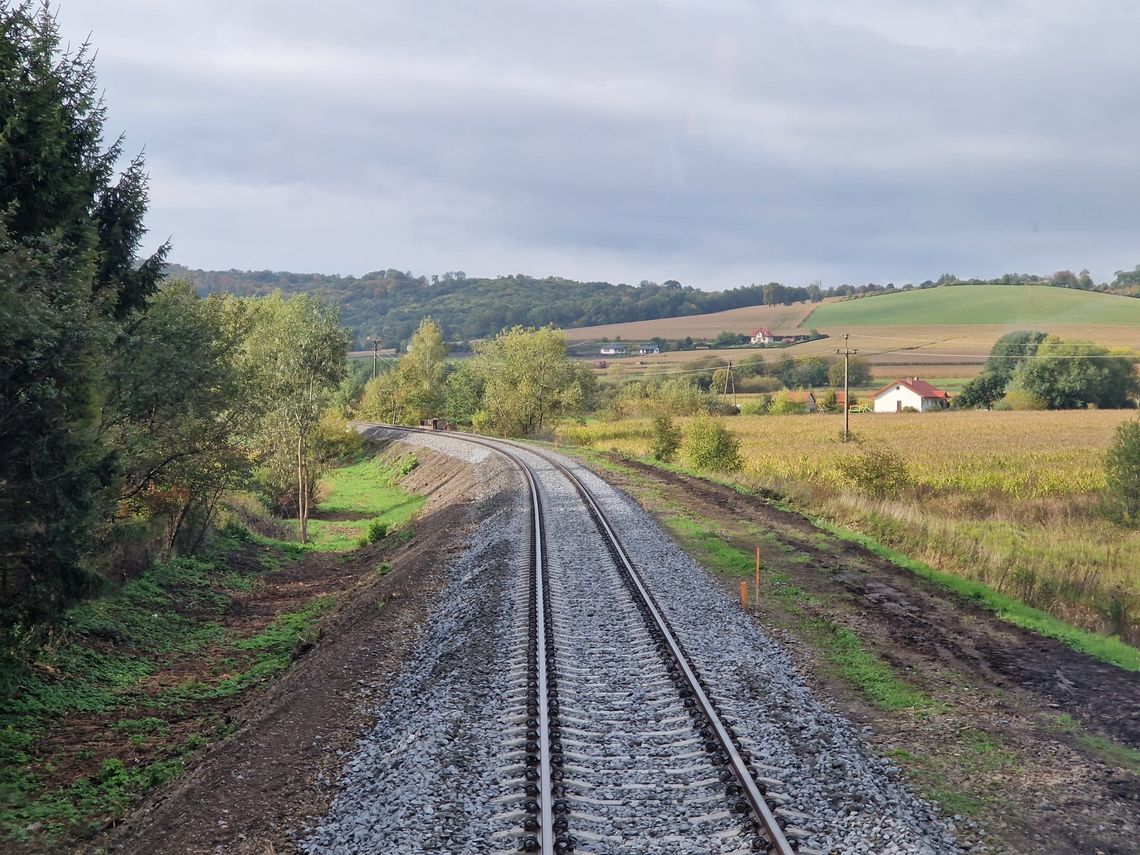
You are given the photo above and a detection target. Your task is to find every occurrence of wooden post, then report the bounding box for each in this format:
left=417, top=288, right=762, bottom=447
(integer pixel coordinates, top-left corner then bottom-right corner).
left=754, top=546, right=761, bottom=611
left=739, top=580, right=748, bottom=609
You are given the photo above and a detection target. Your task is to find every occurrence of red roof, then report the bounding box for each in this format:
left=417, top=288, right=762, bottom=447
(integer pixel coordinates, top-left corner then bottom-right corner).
left=872, top=378, right=949, bottom=400
left=751, top=328, right=772, bottom=336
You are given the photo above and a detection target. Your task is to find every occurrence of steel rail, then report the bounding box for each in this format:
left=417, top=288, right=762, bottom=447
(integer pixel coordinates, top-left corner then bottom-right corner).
left=360, top=423, right=794, bottom=853
left=359, top=424, right=557, bottom=854
left=520, top=445, right=797, bottom=855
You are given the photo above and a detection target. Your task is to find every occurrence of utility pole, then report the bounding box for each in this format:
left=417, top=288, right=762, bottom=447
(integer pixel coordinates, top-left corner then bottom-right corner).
left=367, top=336, right=383, bottom=380
left=836, top=333, right=857, bottom=442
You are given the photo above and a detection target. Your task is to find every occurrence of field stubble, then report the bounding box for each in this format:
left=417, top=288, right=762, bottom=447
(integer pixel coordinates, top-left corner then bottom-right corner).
left=558, top=410, right=1140, bottom=646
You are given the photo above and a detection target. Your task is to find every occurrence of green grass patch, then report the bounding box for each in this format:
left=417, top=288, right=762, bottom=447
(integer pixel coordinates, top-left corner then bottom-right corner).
left=805, top=619, right=934, bottom=712
left=0, top=448, right=433, bottom=846
left=805, top=284, right=1140, bottom=327
left=662, top=515, right=807, bottom=604
left=1051, top=714, right=1140, bottom=772
left=2, top=755, right=185, bottom=843
left=294, top=456, right=426, bottom=551
left=883, top=747, right=990, bottom=817
left=810, top=518, right=1140, bottom=671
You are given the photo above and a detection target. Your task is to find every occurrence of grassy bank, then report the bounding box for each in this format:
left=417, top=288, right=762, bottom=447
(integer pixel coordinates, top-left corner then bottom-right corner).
left=557, top=410, right=1140, bottom=657
left=0, top=452, right=422, bottom=848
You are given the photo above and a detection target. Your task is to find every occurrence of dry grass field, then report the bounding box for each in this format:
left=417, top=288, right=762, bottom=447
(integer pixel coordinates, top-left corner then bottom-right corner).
left=558, top=410, right=1140, bottom=645
left=582, top=322, right=1139, bottom=382
left=562, top=301, right=818, bottom=342
left=568, top=285, right=1139, bottom=382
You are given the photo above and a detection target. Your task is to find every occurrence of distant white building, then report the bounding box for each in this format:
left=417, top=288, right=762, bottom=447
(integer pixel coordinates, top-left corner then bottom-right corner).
left=600, top=344, right=627, bottom=356
left=637, top=344, right=660, bottom=355
left=750, top=327, right=774, bottom=345
left=872, top=378, right=950, bottom=413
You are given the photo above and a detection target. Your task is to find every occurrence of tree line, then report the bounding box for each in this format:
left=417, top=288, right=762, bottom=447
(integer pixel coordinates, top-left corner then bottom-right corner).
left=1, top=6, right=350, bottom=636
left=956, top=331, right=1137, bottom=410
left=165, top=263, right=1140, bottom=350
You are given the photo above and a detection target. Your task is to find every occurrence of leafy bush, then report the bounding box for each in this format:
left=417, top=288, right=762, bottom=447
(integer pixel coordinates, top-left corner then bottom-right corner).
left=768, top=390, right=804, bottom=415
left=366, top=519, right=389, bottom=543
left=837, top=446, right=912, bottom=497
left=739, top=399, right=769, bottom=416
left=682, top=416, right=743, bottom=472
left=650, top=414, right=682, bottom=462
left=1105, top=419, right=1140, bottom=526
left=1002, top=388, right=1048, bottom=410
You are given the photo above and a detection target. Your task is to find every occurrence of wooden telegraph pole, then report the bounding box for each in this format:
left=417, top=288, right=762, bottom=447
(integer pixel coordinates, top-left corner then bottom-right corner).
left=367, top=336, right=383, bottom=380
left=836, top=333, right=857, bottom=442
left=723, top=360, right=737, bottom=406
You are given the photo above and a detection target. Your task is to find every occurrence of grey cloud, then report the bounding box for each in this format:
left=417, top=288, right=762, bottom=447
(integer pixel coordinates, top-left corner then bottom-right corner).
left=57, top=0, right=1140, bottom=286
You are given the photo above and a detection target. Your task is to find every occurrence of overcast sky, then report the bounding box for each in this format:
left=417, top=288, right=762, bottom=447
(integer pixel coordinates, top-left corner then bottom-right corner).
left=57, top=0, right=1140, bottom=289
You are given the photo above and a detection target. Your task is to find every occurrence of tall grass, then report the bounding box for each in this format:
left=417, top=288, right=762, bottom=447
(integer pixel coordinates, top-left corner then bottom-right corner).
left=557, top=410, right=1140, bottom=646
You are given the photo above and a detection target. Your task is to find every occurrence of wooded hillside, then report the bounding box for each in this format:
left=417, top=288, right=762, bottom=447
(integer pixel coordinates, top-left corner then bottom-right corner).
left=166, top=265, right=822, bottom=346
left=169, top=263, right=1140, bottom=349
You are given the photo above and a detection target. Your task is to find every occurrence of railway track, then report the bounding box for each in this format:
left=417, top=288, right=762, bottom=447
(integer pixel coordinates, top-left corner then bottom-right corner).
left=391, top=426, right=803, bottom=854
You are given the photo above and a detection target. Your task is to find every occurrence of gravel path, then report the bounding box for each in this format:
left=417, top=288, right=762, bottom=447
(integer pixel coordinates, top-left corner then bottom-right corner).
left=302, top=428, right=963, bottom=854
left=302, top=430, right=525, bottom=853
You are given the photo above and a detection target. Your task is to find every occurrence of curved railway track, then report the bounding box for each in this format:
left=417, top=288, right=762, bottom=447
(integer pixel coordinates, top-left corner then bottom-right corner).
left=387, top=426, right=800, bottom=855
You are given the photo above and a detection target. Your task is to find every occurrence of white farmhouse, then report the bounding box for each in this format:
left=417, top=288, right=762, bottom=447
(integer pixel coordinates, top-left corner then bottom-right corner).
left=750, top=327, right=774, bottom=345
left=872, top=378, right=950, bottom=412
left=599, top=344, right=627, bottom=356
left=637, top=344, right=660, bottom=355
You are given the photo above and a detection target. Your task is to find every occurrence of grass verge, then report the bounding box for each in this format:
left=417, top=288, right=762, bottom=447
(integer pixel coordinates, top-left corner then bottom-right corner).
left=562, top=443, right=1140, bottom=672
left=809, top=518, right=1140, bottom=672
left=0, top=451, right=423, bottom=847
left=661, top=513, right=934, bottom=714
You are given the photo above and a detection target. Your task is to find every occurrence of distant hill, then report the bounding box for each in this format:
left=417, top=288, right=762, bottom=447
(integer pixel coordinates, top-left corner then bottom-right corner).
left=164, top=265, right=825, bottom=347
left=166, top=264, right=1140, bottom=349
left=804, top=285, right=1140, bottom=327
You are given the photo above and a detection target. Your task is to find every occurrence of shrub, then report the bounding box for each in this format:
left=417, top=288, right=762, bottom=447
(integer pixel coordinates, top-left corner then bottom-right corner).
left=768, top=390, right=804, bottom=415
left=650, top=414, right=682, bottom=462
left=836, top=446, right=912, bottom=498
left=1002, top=388, right=1048, bottom=411
left=1105, top=419, right=1140, bottom=526
left=739, top=399, right=769, bottom=416
left=682, top=416, right=743, bottom=472
left=366, top=519, right=389, bottom=543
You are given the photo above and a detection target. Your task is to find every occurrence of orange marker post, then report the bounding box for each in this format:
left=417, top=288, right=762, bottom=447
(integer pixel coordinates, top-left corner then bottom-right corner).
left=739, top=580, right=748, bottom=609
left=754, top=546, right=762, bottom=612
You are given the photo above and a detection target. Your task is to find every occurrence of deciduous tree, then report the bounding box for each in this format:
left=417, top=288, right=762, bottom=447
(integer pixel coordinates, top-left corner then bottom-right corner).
left=470, top=326, right=595, bottom=436
left=243, top=293, right=348, bottom=542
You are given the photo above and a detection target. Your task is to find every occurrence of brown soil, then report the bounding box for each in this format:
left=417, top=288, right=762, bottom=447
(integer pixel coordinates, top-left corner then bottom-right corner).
left=590, top=455, right=1140, bottom=855
left=91, top=444, right=478, bottom=855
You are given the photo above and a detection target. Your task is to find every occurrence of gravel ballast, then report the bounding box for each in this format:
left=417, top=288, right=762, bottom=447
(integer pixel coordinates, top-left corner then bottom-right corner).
left=302, top=427, right=963, bottom=854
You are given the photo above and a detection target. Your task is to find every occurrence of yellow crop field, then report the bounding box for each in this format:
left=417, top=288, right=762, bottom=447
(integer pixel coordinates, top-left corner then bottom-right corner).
left=558, top=410, right=1140, bottom=644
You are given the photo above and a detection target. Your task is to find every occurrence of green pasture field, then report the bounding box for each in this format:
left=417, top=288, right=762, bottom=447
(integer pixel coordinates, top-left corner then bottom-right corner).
left=805, top=285, right=1140, bottom=328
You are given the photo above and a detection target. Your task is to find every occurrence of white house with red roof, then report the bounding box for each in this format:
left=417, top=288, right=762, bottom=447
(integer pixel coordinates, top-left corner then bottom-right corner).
left=872, top=378, right=950, bottom=413
left=750, top=327, right=774, bottom=345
